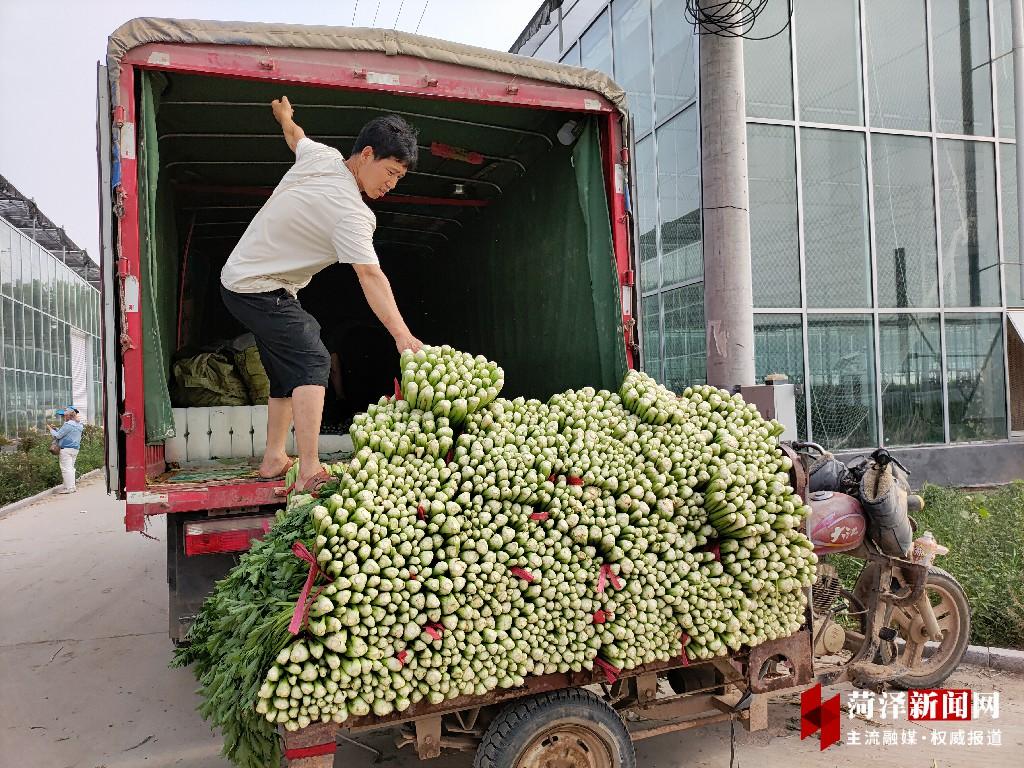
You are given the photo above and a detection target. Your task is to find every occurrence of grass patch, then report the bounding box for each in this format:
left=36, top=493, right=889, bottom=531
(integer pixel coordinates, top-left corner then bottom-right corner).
left=833, top=482, right=1024, bottom=650
left=0, top=426, right=105, bottom=507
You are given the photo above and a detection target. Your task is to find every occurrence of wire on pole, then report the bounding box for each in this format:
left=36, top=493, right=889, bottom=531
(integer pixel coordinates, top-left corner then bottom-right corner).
left=684, top=0, right=791, bottom=40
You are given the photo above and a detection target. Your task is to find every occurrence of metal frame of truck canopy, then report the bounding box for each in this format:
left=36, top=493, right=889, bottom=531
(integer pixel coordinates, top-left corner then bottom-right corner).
left=100, top=20, right=638, bottom=532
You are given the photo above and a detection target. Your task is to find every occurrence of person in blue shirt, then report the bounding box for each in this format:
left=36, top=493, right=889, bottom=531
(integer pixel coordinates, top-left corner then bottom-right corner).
left=48, top=406, right=84, bottom=494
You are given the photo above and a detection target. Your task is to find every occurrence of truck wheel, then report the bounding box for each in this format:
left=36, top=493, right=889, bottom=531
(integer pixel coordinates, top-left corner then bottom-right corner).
left=473, top=689, right=634, bottom=768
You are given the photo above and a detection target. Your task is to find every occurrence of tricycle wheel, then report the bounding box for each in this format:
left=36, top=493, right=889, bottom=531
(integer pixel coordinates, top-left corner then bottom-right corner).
left=473, top=689, right=634, bottom=768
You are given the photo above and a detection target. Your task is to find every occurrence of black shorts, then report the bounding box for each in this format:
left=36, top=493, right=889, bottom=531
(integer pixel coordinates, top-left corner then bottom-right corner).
left=220, top=285, right=330, bottom=398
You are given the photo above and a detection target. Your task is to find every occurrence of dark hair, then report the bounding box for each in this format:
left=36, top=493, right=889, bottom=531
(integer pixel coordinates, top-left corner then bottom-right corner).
left=352, top=115, right=419, bottom=169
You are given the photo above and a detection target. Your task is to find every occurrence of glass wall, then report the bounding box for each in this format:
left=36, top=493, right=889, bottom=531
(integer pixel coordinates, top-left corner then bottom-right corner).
left=879, top=314, right=944, bottom=445
left=753, top=313, right=807, bottom=439
left=662, top=283, right=705, bottom=391
left=864, top=0, right=931, bottom=131
left=801, top=129, right=871, bottom=308
left=946, top=313, right=1007, bottom=440
left=0, top=217, right=101, bottom=437
left=653, top=0, right=695, bottom=122
left=741, top=0, right=1015, bottom=448
left=517, top=0, right=1019, bottom=449
left=932, top=0, right=993, bottom=136
left=748, top=124, right=800, bottom=308
left=795, top=0, right=864, bottom=126
left=871, top=135, right=939, bottom=308
left=657, top=108, right=702, bottom=288
left=937, top=140, right=1000, bottom=307
left=612, top=0, right=653, bottom=138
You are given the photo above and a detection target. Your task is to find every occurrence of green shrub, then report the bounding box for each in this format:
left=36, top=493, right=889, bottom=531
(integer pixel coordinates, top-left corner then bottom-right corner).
left=913, top=483, right=1024, bottom=650
left=0, top=426, right=105, bottom=507
left=833, top=483, right=1024, bottom=650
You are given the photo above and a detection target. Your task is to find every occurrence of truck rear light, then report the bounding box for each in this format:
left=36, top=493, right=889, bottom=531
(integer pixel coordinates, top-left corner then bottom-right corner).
left=184, top=515, right=275, bottom=556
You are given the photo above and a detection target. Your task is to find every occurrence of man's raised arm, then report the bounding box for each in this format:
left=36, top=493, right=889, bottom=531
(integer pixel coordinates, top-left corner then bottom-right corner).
left=272, top=96, right=306, bottom=153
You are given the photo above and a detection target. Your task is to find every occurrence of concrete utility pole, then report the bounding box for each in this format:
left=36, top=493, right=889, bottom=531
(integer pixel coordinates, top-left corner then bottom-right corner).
left=698, top=0, right=755, bottom=390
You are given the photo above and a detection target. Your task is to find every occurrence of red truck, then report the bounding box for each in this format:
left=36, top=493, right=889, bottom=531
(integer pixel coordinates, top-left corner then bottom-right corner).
left=97, top=18, right=640, bottom=643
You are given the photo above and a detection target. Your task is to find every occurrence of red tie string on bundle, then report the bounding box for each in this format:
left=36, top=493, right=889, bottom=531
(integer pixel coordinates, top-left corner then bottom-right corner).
left=417, top=504, right=427, bottom=521
left=445, top=448, right=454, bottom=464
left=567, top=475, right=584, bottom=486
left=396, top=650, right=409, bottom=667
left=679, top=632, right=691, bottom=665
left=698, top=541, right=722, bottom=561
left=424, top=623, right=444, bottom=641
left=288, top=541, right=326, bottom=635
left=394, top=377, right=403, bottom=400
left=509, top=567, right=535, bottom=583
left=529, top=510, right=549, bottom=521
left=285, top=742, right=336, bottom=760
left=594, top=657, right=621, bottom=684
left=596, top=563, right=624, bottom=594
left=592, top=609, right=609, bottom=624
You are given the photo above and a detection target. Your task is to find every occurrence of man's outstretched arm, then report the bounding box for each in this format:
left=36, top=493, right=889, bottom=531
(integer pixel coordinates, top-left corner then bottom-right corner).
left=353, top=263, right=423, bottom=353
left=272, top=96, right=306, bottom=153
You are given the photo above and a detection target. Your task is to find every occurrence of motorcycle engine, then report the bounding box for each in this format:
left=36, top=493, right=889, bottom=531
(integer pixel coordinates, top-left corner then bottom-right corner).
left=812, top=562, right=841, bottom=615
left=812, top=562, right=850, bottom=656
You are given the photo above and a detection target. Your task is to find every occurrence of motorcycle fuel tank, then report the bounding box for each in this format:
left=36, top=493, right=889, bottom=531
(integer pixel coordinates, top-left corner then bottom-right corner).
left=807, top=491, right=866, bottom=554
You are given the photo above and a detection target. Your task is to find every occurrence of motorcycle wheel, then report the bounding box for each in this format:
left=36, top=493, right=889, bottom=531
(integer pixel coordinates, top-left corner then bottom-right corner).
left=887, top=566, right=972, bottom=690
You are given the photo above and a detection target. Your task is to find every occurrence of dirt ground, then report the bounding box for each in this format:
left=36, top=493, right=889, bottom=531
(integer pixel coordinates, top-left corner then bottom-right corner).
left=1, top=476, right=1019, bottom=768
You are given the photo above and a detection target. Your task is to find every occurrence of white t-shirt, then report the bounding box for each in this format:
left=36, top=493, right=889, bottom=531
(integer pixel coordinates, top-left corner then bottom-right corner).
left=221, top=138, right=379, bottom=295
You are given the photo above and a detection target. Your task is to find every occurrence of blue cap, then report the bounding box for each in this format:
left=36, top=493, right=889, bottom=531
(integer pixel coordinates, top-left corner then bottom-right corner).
left=56, top=406, right=79, bottom=415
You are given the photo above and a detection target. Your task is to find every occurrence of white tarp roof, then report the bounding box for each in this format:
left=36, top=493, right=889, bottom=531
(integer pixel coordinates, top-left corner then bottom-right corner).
left=106, top=17, right=627, bottom=112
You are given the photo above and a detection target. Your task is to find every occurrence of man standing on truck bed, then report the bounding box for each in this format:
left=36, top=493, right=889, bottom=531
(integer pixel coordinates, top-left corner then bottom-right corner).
left=220, top=96, right=423, bottom=494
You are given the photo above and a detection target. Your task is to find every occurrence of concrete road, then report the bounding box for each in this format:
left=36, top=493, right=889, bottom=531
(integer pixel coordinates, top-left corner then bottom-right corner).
left=2, top=476, right=1022, bottom=767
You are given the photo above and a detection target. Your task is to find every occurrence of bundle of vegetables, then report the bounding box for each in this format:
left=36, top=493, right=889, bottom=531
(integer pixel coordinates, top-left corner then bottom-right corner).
left=399, top=345, right=504, bottom=425
left=180, top=350, right=815, bottom=768
left=349, top=399, right=455, bottom=460
left=170, top=498, right=322, bottom=768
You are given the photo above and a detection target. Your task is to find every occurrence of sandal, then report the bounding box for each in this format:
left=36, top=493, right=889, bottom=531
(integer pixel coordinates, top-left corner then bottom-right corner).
left=274, top=469, right=331, bottom=498
left=298, top=470, right=332, bottom=496
left=257, top=457, right=295, bottom=481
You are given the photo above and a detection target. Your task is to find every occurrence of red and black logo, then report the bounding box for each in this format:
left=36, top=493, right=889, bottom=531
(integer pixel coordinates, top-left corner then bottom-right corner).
left=801, top=683, right=841, bottom=750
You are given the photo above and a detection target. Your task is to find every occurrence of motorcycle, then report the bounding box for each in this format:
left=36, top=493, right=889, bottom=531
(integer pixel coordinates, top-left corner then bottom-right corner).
left=790, top=443, right=971, bottom=690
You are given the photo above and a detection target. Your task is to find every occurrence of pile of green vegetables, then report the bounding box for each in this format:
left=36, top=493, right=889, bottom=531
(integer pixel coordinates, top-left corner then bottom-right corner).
left=176, top=347, right=815, bottom=768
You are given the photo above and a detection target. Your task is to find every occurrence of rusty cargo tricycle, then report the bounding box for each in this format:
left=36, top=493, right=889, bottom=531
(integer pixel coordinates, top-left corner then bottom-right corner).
left=279, top=441, right=970, bottom=768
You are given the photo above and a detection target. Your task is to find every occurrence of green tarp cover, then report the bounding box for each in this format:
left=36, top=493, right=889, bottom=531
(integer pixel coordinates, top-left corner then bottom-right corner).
left=416, top=117, right=626, bottom=397
left=139, top=73, right=179, bottom=443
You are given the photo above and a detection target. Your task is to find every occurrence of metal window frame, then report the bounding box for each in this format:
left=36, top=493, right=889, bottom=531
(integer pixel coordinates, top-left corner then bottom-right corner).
left=990, top=0, right=1016, bottom=440
left=789, top=3, right=814, bottom=442
left=926, top=0, right=954, bottom=444
left=635, top=0, right=658, bottom=377
left=859, top=0, right=885, bottom=447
